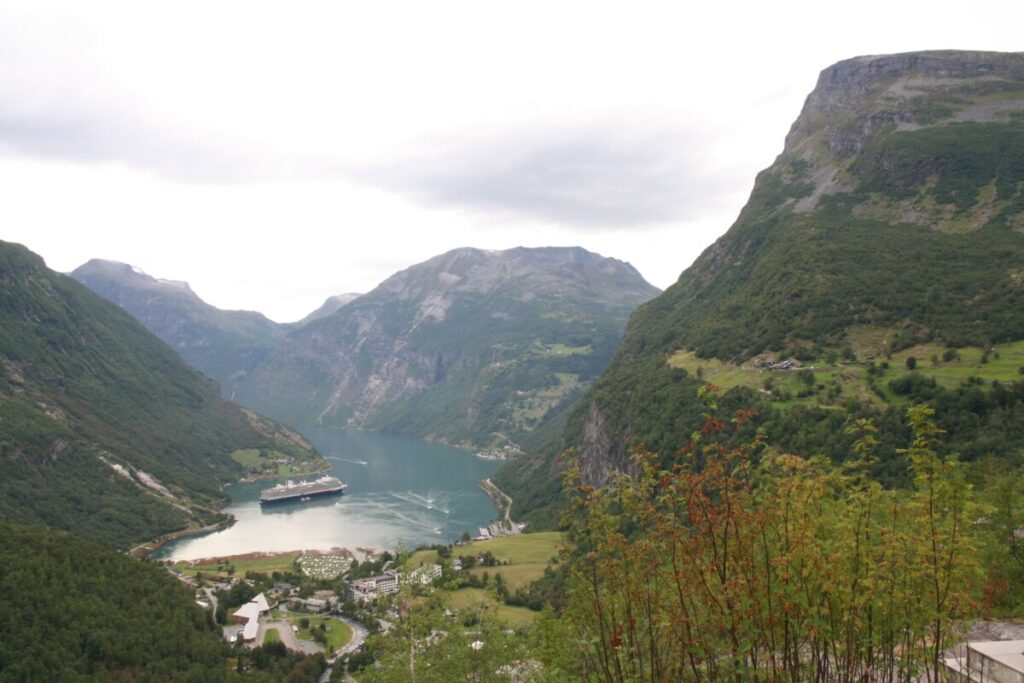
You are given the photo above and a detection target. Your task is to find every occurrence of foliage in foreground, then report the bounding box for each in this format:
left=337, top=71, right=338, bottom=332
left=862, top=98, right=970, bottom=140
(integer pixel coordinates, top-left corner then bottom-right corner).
left=552, top=393, right=981, bottom=682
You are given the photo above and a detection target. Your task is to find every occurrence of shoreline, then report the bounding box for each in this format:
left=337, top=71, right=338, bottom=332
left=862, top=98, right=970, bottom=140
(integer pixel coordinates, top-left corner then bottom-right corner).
left=129, top=517, right=236, bottom=558
left=168, top=545, right=386, bottom=566
left=133, top=461, right=332, bottom=559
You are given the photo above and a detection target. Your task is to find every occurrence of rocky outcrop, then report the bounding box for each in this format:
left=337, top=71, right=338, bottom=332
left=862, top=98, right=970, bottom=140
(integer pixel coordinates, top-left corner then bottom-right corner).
left=787, top=50, right=1024, bottom=156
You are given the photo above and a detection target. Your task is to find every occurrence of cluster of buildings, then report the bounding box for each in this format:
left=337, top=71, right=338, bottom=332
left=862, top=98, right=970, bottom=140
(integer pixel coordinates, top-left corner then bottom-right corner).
left=346, top=564, right=442, bottom=603
left=475, top=521, right=527, bottom=540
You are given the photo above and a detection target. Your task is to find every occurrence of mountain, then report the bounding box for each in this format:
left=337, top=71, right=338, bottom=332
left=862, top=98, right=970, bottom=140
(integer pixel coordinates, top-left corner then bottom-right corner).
left=71, top=259, right=289, bottom=396
left=499, top=50, right=1024, bottom=526
left=233, top=246, right=660, bottom=449
left=0, top=241, right=324, bottom=548
left=296, top=292, right=362, bottom=327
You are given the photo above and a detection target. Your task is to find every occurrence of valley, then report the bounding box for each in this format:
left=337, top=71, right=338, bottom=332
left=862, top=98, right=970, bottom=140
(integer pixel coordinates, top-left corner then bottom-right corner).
left=6, top=44, right=1024, bottom=683
left=157, top=425, right=503, bottom=561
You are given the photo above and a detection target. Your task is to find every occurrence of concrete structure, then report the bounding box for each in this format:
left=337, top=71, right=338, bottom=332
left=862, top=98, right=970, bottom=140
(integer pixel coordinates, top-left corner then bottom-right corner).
left=945, top=640, right=1024, bottom=682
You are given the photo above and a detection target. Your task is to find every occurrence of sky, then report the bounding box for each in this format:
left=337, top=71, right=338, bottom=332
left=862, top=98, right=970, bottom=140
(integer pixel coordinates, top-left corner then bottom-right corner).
left=1, top=1, right=1021, bottom=322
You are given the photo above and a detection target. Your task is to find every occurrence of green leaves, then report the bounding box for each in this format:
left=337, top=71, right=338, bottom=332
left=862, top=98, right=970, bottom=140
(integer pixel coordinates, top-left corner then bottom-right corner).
left=557, top=400, right=981, bottom=681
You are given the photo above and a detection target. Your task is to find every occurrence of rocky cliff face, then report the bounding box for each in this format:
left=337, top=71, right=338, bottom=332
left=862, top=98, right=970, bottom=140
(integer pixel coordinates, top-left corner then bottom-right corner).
left=72, top=259, right=288, bottom=394
left=498, top=50, right=1024, bottom=526
left=233, top=246, right=660, bottom=448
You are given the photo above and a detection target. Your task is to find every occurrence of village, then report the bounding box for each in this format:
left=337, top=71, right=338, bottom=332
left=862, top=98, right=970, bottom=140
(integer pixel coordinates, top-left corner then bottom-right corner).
left=162, top=527, right=561, bottom=678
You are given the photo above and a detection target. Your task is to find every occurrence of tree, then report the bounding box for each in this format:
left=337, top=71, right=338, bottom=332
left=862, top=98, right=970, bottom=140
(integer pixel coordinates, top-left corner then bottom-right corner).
left=906, top=356, right=918, bottom=370
left=552, top=389, right=980, bottom=682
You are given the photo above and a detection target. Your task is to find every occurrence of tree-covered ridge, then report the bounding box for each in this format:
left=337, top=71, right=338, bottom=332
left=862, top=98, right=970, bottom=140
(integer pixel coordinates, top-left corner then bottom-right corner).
left=0, top=240, right=324, bottom=548
left=0, top=521, right=325, bottom=682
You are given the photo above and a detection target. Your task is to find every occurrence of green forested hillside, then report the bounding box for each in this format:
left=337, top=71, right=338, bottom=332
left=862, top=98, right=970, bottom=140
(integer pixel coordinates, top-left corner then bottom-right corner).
left=0, top=241, right=324, bottom=548
left=498, top=51, right=1024, bottom=527
left=0, top=521, right=324, bottom=682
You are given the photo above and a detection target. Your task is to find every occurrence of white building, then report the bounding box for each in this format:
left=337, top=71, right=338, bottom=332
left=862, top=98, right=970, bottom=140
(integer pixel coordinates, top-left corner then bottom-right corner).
left=232, top=592, right=270, bottom=644
left=347, top=572, right=401, bottom=603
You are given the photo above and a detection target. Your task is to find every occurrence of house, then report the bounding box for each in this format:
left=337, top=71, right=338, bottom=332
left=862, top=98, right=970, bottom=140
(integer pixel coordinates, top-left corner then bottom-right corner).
left=232, top=593, right=270, bottom=644
left=944, top=640, right=1024, bottom=682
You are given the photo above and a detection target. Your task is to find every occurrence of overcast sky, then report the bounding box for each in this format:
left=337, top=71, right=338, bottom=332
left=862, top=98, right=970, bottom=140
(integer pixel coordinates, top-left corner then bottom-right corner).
left=1, top=1, right=1021, bottom=322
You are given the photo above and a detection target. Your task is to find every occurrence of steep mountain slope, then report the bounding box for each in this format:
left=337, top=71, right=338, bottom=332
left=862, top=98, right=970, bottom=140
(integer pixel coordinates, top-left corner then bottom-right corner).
left=296, top=292, right=362, bottom=326
left=499, top=50, right=1024, bottom=526
left=234, top=247, right=660, bottom=449
left=0, top=241, right=323, bottom=548
left=71, top=259, right=289, bottom=395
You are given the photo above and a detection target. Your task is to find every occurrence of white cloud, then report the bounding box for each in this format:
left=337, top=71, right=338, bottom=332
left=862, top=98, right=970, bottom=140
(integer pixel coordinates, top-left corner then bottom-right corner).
left=1, top=0, right=1022, bottom=319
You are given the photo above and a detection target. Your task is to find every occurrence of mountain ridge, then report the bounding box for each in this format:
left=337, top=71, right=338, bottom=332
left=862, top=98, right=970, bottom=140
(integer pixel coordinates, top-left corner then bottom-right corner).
left=234, top=245, right=660, bottom=449
left=497, top=50, right=1024, bottom=526
left=72, top=258, right=291, bottom=397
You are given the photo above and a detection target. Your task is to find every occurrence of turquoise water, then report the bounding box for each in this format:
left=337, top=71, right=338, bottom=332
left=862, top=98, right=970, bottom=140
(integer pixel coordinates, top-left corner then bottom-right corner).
left=157, top=428, right=501, bottom=560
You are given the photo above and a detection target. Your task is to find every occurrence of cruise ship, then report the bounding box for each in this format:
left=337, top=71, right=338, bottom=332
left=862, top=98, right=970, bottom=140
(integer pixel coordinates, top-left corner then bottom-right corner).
left=259, top=475, right=347, bottom=505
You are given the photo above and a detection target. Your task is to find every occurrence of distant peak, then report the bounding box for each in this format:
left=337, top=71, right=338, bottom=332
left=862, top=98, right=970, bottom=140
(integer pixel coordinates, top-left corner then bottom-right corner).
left=72, top=258, right=195, bottom=295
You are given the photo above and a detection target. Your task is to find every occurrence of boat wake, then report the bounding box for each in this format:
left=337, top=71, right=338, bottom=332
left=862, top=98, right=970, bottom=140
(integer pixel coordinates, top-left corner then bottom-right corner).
left=388, top=490, right=452, bottom=515
left=337, top=458, right=369, bottom=466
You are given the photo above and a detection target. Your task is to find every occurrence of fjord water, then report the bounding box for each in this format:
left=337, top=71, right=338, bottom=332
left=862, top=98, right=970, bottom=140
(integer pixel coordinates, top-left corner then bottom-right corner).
left=158, top=427, right=501, bottom=560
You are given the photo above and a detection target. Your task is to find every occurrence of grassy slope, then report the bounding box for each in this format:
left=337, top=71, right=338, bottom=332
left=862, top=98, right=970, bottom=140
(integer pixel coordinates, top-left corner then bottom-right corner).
left=446, top=587, right=538, bottom=628
left=406, top=532, right=563, bottom=591
left=668, top=338, right=1024, bottom=408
